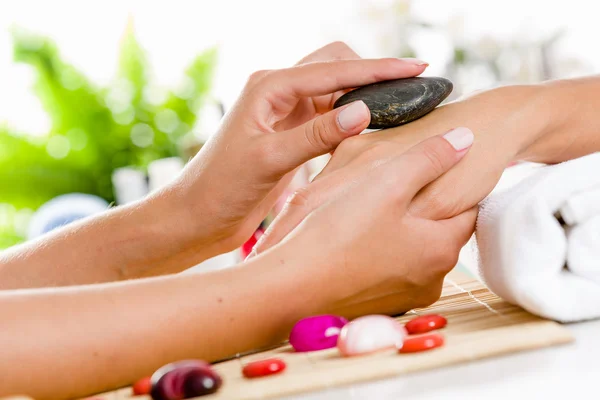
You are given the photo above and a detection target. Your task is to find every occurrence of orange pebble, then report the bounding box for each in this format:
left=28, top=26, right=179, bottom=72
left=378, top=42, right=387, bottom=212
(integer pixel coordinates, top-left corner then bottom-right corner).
left=132, top=376, right=152, bottom=396
left=399, top=333, right=444, bottom=353
left=242, top=358, right=286, bottom=378
left=404, top=314, right=447, bottom=335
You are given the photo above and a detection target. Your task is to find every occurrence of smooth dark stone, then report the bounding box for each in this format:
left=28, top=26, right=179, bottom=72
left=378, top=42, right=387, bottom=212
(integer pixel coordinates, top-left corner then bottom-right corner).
left=333, top=77, right=453, bottom=129
left=150, top=360, right=222, bottom=400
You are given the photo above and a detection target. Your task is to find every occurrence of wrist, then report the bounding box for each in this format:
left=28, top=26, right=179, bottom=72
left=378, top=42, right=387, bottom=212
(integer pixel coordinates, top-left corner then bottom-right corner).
left=246, top=239, right=335, bottom=313
left=462, top=84, right=552, bottom=163
left=241, top=245, right=331, bottom=329
left=381, top=84, right=549, bottom=166
left=130, top=189, right=221, bottom=276
left=518, top=79, right=580, bottom=163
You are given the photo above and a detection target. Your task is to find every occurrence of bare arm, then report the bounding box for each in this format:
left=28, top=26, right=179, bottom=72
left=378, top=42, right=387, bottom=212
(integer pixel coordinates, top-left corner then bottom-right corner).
left=0, top=250, right=314, bottom=398
left=0, top=132, right=475, bottom=400
left=0, top=192, right=214, bottom=288
left=0, top=44, right=426, bottom=289
left=317, top=75, right=600, bottom=220
left=524, top=76, right=600, bottom=163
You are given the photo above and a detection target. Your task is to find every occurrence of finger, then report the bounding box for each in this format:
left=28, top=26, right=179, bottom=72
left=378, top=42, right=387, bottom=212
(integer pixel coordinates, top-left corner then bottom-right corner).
left=250, top=164, right=365, bottom=257
left=262, top=58, right=428, bottom=99
left=409, top=149, right=506, bottom=220
left=389, top=127, right=474, bottom=202
left=267, top=100, right=370, bottom=172
left=296, top=41, right=360, bottom=65
left=295, top=42, right=362, bottom=111
left=438, top=206, right=478, bottom=246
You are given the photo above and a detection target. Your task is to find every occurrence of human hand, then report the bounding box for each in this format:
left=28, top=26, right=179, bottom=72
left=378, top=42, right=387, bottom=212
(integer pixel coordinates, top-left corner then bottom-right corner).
left=253, top=84, right=548, bottom=253
left=261, top=129, right=477, bottom=316
left=162, top=42, right=428, bottom=261
left=317, top=85, right=550, bottom=220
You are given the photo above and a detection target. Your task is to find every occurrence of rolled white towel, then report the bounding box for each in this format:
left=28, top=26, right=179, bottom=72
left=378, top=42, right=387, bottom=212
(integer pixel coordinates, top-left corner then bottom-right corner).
left=476, top=153, right=600, bottom=322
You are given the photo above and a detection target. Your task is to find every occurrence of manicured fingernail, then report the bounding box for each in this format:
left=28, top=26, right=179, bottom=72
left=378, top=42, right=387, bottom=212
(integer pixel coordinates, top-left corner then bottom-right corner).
left=399, top=58, right=429, bottom=67
left=337, top=100, right=369, bottom=132
left=443, top=127, right=474, bottom=151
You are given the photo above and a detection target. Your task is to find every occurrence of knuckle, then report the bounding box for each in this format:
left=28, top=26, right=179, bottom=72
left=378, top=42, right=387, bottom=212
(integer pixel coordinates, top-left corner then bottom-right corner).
left=357, top=140, right=395, bottom=165
left=429, top=242, right=460, bottom=273
left=415, top=186, right=461, bottom=219
left=380, top=167, right=406, bottom=201
left=305, top=117, right=333, bottom=151
left=335, top=135, right=388, bottom=162
left=333, top=135, right=364, bottom=156
left=287, top=187, right=313, bottom=210
left=416, top=282, right=444, bottom=308
left=326, top=40, right=352, bottom=53
left=420, top=141, right=448, bottom=176
left=246, top=69, right=272, bottom=87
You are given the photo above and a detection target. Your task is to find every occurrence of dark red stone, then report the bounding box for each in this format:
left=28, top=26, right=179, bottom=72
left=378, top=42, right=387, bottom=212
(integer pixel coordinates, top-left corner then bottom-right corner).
left=399, top=333, right=445, bottom=353
left=242, top=358, right=286, bottom=378
left=150, top=360, right=222, bottom=400
left=404, top=314, right=447, bottom=335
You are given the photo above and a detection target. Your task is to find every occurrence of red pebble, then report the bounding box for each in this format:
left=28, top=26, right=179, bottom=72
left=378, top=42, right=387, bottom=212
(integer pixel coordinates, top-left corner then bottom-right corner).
left=399, top=333, right=444, bottom=353
left=404, top=314, right=447, bottom=335
left=132, top=376, right=152, bottom=396
left=242, top=358, right=286, bottom=378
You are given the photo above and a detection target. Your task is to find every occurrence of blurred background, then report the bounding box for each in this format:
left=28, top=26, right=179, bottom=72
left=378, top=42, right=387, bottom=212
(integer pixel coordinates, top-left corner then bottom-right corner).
left=0, top=0, right=598, bottom=256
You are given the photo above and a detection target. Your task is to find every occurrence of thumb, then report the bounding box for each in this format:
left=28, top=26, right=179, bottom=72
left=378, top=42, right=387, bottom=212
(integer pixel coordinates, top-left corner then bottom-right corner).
left=439, top=206, right=478, bottom=247
left=271, top=100, right=370, bottom=172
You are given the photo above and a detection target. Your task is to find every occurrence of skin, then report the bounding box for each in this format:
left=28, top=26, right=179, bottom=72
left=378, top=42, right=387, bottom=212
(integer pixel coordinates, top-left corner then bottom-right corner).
left=253, top=77, right=600, bottom=255
left=0, top=134, right=474, bottom=399
left=2, top=41, right=599, bottom=398
left=0, top=43, right=428, bottom=289
left=0, top=44, right=478, bottom=399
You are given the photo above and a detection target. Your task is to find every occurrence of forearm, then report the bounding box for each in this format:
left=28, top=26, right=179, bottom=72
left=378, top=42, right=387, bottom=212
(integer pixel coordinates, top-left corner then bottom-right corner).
left=0, top=192, right=216, bottom=289
left=350, top=77, right=600, bottom=219
left=383, top=75, right=600, bottom=166
left=381, top=84, right=550, bottom=163
left=522, top=76, right=600, bottom=163
left=0, top=250, right=316, bottom=399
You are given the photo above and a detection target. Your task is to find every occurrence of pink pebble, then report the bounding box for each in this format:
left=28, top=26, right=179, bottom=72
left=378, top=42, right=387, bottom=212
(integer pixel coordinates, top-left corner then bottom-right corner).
left=337, top=315, right=406, bottom=357
left=289, top=315, right=348, bottom=352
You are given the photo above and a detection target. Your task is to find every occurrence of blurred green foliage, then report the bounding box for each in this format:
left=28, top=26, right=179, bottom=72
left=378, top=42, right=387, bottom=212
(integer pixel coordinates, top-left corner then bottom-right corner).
left=0, top=23, right=217, bottom=247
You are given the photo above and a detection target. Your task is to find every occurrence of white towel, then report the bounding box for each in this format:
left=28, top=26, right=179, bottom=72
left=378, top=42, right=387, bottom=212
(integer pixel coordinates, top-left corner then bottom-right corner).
left=476, top=153, right=600, bottom=322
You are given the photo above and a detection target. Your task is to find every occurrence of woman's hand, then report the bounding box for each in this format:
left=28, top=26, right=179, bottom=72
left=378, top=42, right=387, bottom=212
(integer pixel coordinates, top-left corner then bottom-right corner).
left=0, top=42, right=429, bottom=287
left=252, top=84, right=551, bottom=254
left=318, top=85, right=551, bottom=220
left=257, top=129, right=477, bottom=316
left=0, top=131, right=472, bottom=399
left=164, top=42, right=429, bottom=260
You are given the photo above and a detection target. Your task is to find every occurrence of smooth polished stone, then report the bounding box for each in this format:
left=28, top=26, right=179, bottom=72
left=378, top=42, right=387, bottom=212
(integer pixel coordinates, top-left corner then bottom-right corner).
left=337, top=315, right=406, bottom=357
left=132, top=376, right=152, bottom=396
left=150, top=360, right=222, bottom=400
left=242, top=358, right=286, bottom=378
left=405, top=314, right=448, bottom=335
left=399, top=333, right=445, bottom=353
left=333, top=77, right=453, bottom=129
left=289, top=314, right=348, bottom=352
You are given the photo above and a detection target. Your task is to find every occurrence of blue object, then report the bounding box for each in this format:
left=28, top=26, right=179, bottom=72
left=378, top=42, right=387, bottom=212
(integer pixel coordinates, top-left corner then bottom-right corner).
left=27, top=193, right=110, bottom=239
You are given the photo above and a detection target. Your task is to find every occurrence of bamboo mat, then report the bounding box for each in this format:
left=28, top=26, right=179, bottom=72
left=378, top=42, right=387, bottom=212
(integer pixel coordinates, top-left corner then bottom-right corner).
left=99, top=270, right=573, bottom=400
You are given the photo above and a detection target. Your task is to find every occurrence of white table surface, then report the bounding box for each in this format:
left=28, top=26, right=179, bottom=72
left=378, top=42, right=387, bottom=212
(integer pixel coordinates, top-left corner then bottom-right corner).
left=284, top=319, right=599, bottom=399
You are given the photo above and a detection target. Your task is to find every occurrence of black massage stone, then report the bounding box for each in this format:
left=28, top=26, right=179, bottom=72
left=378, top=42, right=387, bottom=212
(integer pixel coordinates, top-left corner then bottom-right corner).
left=333, top=77, right=453, bottom=129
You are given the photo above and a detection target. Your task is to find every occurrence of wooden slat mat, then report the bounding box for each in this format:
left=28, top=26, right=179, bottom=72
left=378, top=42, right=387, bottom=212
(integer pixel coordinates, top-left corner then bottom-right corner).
left=100, top=270, right=573, bottom=400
